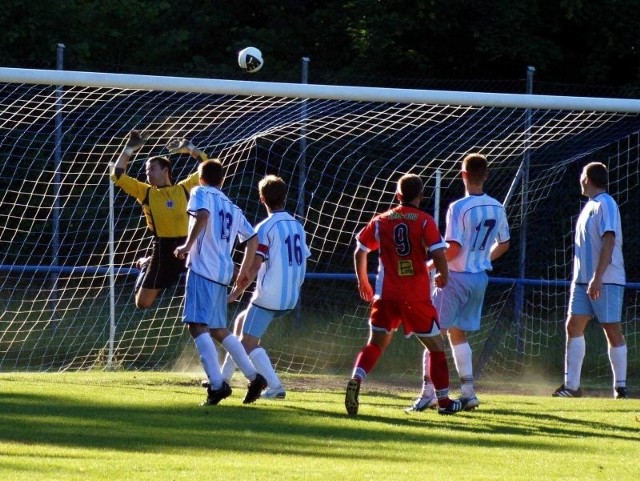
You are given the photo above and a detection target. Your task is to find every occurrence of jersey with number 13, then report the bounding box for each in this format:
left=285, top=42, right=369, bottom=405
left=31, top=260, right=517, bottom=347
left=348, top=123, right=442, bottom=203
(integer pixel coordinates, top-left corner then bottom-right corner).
left=186, top=185, right=256, bottom=285
left=356, top=204, right=446, bottom=302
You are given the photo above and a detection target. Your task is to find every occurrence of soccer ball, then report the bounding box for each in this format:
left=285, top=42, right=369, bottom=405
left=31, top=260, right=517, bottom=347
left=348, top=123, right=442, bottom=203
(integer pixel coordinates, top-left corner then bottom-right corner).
left=238, top=47, right=264, bottom=73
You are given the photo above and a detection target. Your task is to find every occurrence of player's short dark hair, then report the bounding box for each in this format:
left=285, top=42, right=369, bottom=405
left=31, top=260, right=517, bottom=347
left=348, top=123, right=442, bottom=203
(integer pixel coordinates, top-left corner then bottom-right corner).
left=584, top=162, right=608, bottom=189
left=148, top=156, right=172, bottom=181
left=259, top=175, right=287, bottom=209
left=199, top=159, right=224, bottom=187
left=397, top=174, right=423, bottom=203
left=462, top=153, right=488, bottom=184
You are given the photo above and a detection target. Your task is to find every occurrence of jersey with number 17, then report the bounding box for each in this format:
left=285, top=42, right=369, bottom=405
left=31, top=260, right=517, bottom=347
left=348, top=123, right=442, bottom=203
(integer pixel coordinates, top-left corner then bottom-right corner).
left=445, top=193, right=510, bottom=274
left=356, top=204, right=446, bottom=302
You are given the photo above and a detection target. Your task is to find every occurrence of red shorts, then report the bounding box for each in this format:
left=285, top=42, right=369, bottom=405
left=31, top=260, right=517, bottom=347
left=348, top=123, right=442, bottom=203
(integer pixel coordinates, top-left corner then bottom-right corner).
left=369, top=299, right=440, bottom=337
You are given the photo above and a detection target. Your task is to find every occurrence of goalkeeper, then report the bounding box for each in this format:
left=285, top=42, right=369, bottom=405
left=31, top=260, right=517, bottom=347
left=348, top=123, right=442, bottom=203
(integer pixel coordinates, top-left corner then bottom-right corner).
left=111, top=130, right=207, bottom=309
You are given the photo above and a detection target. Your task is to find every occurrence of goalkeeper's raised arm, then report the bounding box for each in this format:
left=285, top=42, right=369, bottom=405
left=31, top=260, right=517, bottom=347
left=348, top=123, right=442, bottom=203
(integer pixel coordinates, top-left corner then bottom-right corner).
left=109, top=131, right=211, bottom=310
left=112, top=130, right=148, bottom=180
left=166, top=138, right=208, bottom=162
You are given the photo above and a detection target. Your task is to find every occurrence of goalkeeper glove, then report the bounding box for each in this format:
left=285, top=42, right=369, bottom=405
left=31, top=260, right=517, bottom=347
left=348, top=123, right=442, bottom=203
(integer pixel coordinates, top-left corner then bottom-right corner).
left=123, top=130, right=149, bottom=156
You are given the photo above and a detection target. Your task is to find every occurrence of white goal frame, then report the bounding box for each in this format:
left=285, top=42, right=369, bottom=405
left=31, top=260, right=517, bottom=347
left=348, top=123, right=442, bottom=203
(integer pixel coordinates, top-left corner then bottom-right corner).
left=3, top=67, right=640, bottom=112
left=1, top=67, right=638, bottom=381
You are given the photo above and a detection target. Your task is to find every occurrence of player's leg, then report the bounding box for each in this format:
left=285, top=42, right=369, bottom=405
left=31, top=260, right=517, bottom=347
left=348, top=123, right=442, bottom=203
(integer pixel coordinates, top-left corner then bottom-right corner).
left=189, top=322, right=224, bottom=387
left=247, top=339, right=285, bottom=399
left=412, top=284, right=451, bottom=411
left=407, top=301, right=464, bottom=415
left=183, top=271, right=230, bottom=405
left=220, top=309, right=247, bottom=382
left=134, top=250, right=160, bottom=308
left=603, top=323, right=627, bottom=398
left=135, top=287, right=161, bottom=309
left=345, top=329, right=392, bottom=416
left=554, top=313, right=590, bottom=396
left=447, top=327, right=478, bottom=407
left=597, top=285, right=626, bottom=398
left=211, top=327, right=267, bottom=404
left=451, top=272, right=488, bottom=406
left=241, top=306, right=285, bottom=399
left=554, top=283, right=591, bottom=397
left=135, top=237, right=185, bottom=309
left=134, top=255, right=150, bottom=292
left=353, top=329, right=393, bottom=381
left=418, top=333, right=464, bottom=415
left=345, top=300, right=397, bottom=415
left=406, top=348, right=438, bottom=412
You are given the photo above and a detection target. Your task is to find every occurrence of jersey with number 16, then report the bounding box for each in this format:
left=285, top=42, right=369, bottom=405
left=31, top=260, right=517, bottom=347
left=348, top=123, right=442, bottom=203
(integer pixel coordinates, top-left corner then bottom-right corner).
left=251, top=211, right=311, bottom=311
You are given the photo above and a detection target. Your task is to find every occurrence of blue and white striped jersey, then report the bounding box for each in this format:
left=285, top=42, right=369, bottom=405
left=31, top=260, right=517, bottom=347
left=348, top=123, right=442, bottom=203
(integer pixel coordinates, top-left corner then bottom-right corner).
left=251, top=211, right=311, bottom=311
left=186, top=185, right=256, bottom=285
left=445, top=193, right=510, bottom=273
left=573, top=192, right=625, bottom=285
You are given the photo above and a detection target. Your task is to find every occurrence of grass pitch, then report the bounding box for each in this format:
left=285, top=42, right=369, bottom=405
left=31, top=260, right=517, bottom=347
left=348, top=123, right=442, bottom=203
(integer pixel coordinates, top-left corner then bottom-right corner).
left=0, top=372, right=638, bottom=481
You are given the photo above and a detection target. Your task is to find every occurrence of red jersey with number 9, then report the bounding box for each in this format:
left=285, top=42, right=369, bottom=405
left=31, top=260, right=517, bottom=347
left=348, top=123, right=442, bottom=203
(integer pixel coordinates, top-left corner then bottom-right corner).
left=356, top=204, right=446, bottom=302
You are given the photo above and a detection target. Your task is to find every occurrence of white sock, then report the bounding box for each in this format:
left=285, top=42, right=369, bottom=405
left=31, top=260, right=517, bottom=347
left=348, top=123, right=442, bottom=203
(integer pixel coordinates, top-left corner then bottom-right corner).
left=420, top=349, right=435, bottom=398
left=194, top=333, right=222, bottom=388
left=220, top=353, right=237, bottom=383
left=249, top=347, right=282, bottom=389
left=565, top=336, right=585, bottom=390
left=222, top=335, right=257, bottom=381
left=608, top=344, right=627, bottom=389
left=452, top=342, right=474, bottom=398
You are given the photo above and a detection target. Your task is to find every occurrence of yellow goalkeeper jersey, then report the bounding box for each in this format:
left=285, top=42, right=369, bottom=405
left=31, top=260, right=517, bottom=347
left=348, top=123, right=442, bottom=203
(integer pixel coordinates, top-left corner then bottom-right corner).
left=112, top=171, right=200, bottom=238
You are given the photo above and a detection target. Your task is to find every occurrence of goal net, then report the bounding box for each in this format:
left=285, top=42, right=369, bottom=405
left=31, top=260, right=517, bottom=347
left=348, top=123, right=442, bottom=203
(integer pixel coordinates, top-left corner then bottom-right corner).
left=0, top=68, right=638, bottom=389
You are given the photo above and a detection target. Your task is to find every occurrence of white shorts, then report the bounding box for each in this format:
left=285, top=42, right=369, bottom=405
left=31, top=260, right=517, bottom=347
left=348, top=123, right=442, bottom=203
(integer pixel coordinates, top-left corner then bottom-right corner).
left=433, top=270, right=488, bottom=331
left=183, top=270, right=228, bottom=329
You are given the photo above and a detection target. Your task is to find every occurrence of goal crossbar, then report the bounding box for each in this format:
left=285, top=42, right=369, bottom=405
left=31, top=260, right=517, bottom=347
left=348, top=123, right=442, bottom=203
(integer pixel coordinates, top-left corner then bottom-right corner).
left=2, top=67, right=640, bottom=113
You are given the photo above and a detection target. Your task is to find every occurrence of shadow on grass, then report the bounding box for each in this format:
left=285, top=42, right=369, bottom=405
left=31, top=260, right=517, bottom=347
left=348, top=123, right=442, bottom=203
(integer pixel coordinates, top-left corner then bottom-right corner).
left=1, top=384, right=638, bottom=461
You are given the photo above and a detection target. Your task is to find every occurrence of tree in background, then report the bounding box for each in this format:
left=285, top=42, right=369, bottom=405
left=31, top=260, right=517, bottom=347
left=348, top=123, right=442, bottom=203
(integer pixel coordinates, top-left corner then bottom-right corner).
left=0, top=0, right=638, bottom=87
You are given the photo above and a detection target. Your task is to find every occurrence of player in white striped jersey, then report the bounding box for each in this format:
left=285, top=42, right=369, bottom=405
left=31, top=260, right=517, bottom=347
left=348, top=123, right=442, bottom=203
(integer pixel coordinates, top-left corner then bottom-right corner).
left=553, top=162, right=627, bottom=399
left=221, top=175, right=311, bottom=399
left=174, top=159, right=267, bottom=406
left=408, top=153, right=509, bottom=413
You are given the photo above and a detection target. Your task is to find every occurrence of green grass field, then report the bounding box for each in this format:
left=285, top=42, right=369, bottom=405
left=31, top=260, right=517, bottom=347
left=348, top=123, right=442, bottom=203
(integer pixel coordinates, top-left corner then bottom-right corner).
left=1, top=372, right=638, bottom=481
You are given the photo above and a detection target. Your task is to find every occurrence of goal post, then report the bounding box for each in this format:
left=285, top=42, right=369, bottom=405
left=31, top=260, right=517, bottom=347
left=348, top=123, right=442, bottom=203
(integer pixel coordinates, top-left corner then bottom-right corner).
left=0, top=67, right=638, bottom=388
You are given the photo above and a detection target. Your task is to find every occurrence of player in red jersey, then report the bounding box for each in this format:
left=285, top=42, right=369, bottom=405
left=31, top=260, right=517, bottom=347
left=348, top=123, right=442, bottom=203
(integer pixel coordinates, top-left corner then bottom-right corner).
left=345, top=173, right=466, bottom=416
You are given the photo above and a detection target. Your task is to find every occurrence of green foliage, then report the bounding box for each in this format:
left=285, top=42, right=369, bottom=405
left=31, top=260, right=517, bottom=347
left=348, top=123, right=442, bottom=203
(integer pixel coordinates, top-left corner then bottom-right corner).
left=0, top=0, right=638, bottom=86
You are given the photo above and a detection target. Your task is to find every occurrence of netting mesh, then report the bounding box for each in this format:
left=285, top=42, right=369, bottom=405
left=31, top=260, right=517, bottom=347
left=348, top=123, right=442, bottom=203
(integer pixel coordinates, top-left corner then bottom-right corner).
left=0, top=77, right=638, bottom=388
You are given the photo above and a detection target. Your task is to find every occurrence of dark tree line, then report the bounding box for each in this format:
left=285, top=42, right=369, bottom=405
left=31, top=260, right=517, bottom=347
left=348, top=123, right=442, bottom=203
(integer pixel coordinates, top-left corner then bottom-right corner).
left=1, top=0, right=639, bottom=88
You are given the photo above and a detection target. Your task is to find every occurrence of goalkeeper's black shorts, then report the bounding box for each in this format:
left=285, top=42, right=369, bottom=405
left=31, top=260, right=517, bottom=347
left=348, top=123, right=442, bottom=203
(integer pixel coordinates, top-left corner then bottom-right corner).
left=140, top=236, right=187, bottom=290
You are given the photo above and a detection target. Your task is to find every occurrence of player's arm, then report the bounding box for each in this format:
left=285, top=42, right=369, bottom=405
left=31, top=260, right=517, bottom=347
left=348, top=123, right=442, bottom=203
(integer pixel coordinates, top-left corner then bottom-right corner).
left=427, top=240, right=461, bottom=271
left=588, top=231, right=615, bottom=300
left=431, top=247, right=449, bottom=288
left=234, top=235, right=259, bottom=292
left=173, top=209, right=209, bottom=259
left=228, top=250, right=263, bottom=303
left=490, top=240, right=510, bottom=262
left=354, top=247, right=373, bottom=302
left=166, top=138, right=208, bottom=162
left=112, top=130, right=148, bottom=180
